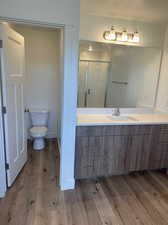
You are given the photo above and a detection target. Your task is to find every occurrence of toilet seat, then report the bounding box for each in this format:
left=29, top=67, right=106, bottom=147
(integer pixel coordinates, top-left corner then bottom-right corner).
left=30, top=126, right=48, bottom=137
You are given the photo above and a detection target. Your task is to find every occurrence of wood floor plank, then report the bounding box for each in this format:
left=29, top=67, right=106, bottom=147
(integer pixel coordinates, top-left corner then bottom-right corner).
left=124, top=174, right=168, bottom=225
left=80, top=180, right=124, bottom=225
left=109, top=176, right=157, bottom=225
left=64, top=188, right=89, bottom=225
left=148, top=171, right=168, bottom=195
left=102, top=177, right=148, bottom=225
left=133, top=173, right=168, bottom=222
left=78, top=180, right=103, bottom=225
left=39, top=140, right=67, bottom=225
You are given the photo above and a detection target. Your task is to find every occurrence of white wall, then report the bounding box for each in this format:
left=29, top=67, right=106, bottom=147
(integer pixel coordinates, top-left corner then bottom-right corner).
left=80, top=15, right=165, bottom=48
left=0, top=0, right=80, bottom=191
left=12, top=25, right=61, bottom=138
left=156, top=26, right=168, bottom=111
left=0, top=0, right=79, bottom=27
left=80, top=40, right=112, bottom=61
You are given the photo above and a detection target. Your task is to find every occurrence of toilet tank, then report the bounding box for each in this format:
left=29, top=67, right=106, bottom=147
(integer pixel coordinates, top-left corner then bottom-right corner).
left=29, top=109, right=49, bottom=127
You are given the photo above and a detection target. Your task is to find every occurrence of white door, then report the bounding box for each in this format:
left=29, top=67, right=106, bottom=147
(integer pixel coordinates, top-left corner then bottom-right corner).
left=0, top=24, right=27, bottom=187
left=87, top=62, right=109, bottom=107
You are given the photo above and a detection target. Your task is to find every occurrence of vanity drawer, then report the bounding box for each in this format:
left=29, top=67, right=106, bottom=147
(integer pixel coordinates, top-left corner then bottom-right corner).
left=160, top=125, right=168, bottom=133
left=158, top=133, right=168, bottom=143
left=157, top=125, right=168, bottom=143
left=76, top=126, right=103, bottom=137
left=102, top=125, right=157, bottom=136
left=76, top=125, right=158, bottom=137
left=75, top=136, right=94, bottom=178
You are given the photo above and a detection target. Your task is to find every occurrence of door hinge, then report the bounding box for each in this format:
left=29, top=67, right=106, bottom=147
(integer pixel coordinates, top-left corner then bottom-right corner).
left=2, top=106, right=7, bottom=114
left=5, top=163, right=9, bottom=170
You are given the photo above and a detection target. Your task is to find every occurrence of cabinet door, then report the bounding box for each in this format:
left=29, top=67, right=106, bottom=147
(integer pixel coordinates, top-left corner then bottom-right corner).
left=75, top=135, right=130, bottom=179
left=149, top=126, right=168, bottom=170
left=149, top=144, right=168, bottom=169
left=158, top=126, right=168, bottom=168
left=159, top=144, right=168, bottom=168
left=104, top=135, right=129, bottom=175
left=89, top=136, right=107, bottom=177
left=75, top=137, right=94, bottom=179
left=148, top=144, right=167, bottom=170
left=128, top=135, right=153, bottom=171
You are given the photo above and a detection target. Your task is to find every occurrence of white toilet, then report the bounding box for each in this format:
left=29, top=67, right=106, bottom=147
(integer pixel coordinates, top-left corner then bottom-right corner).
left=29, top=109, right=49, bottom=150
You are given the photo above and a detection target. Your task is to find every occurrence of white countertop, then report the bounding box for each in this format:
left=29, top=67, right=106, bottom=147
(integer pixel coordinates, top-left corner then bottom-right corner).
left=77, top=112, right=168, bottom=126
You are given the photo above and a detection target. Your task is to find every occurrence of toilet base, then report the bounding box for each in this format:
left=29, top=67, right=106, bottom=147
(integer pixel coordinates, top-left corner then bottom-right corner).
left=33, top=138, right=45, bottom=150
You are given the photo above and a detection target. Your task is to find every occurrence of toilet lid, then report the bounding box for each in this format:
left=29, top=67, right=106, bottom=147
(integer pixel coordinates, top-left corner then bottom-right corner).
left=30, top=126, right=48, bottom=134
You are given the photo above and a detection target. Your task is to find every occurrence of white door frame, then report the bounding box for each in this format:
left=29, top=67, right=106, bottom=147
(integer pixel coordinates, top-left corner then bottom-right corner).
left=0, top=45, right=7, bottom=198
left=0, top=17, right=78, bottom=194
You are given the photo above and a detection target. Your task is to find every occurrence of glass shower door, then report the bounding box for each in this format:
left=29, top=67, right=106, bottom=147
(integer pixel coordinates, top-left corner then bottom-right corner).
left=87, top=62, right=109, bottom=107
left=78, top=61, right=110, bottom=107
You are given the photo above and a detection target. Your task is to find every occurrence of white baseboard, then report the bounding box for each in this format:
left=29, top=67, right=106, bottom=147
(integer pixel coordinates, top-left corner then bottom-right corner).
left=60, top=178, right=75, bottom=191
left=57, top=138, right=61, bottom=153
left=0, top=189, right=6, bottom=198
left=46, top=132, right=57, bottom=139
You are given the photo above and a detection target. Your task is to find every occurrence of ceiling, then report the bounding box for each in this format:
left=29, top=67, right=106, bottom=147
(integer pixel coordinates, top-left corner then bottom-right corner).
left=81, top=0, right=168, bottom=24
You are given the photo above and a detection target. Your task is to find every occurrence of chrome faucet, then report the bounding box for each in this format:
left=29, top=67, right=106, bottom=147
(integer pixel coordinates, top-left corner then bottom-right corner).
left=113, top=107, right=120, bottom=116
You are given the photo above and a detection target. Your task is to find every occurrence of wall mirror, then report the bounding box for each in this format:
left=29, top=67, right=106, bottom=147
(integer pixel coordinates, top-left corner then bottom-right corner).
left=77, top=40, right=162, bottom=108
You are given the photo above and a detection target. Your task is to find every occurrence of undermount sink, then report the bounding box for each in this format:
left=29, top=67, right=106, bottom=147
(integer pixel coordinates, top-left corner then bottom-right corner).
left=107, top=115, right=138, bottom=121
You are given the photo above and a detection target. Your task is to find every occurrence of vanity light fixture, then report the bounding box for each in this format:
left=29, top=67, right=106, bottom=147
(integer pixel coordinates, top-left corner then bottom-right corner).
left=103, top=27, right=140, bottom=43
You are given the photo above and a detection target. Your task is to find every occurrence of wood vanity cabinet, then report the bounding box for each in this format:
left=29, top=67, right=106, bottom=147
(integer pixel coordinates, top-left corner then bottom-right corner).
left=75, top=125, right=168, bottom=179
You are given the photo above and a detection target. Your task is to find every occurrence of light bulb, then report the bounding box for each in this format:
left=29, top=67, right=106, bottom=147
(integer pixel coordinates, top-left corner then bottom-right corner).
left=122, top=30, right=128, bottom=42
left=133, top=31, right=140, bottom=43
left=127, top=33, right=134, bottom=42
left=88, top=45, right=93, bottom=51
left=108, top=26, right=116, bottom=40
left=103, top=26, right=116, bottom=41
left=104, top=31, right=111, bottom=40
left=116, top=33, right=123, bottom=42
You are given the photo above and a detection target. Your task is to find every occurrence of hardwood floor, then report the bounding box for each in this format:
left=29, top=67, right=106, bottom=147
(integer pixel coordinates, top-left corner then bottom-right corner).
left=1, top=139, right=168, bottom=225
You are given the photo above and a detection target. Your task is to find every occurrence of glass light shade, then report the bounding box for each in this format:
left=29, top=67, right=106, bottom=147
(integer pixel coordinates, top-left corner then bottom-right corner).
left=127, top=34, right=134, bottom=42
left=108, top=30, right=116, bottom=40
left=104, top=28, right=116, bottom=41
left=104, top=31, right=111, bottom=40
left=116, top=33, right=123, bottom=42
left=133, top=32, right=140, bottom=43
left=88, top=45, right=93, bottom=51
left=121, top=30, right=128, bottom=42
